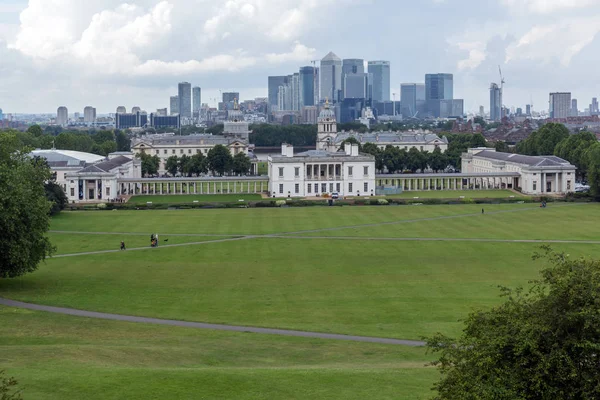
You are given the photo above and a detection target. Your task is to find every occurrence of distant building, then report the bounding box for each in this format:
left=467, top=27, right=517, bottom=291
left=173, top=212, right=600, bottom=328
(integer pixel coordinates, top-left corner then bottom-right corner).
left=131, top=106, right=141, bottom=114
left=320, top=52, right=342, bottom=102
left=590, top=97, right=598, bottom=115
left=368, top=61, right=390, bottom=102
left=31, top=149, right=105, bottom=193
left=342, top=59, right=366, bottom=100
left=439, top=99, right=464, bottom=118
left=170, top=96, right=179, bottom=116
left=222, top=92, right=240, bottom=104
left=302, top=106, right=318, bottom=124
left=479, top=105, right=485, bottom=116
left=526, top=104, right=531, bottom=116
left=0, top=108, right=3, bottom=120
left=299, top=66, right=317, bottom=107
left=156, top=108, right=168, bottom=117
left=571, top=99, right=578, bottom=117
left=116, top=112, right=148, bottom=129
left=83, top=106, right=96, bottom=123
left=116, top=106, right=126, bottom=114
left=425, top=73, right=454, bottom=117
left=268, top=76, right=289, bottom=111
left=549, top=92, right=571, bottom=119
left=193, top=87, right=201, bottom=119
left=462, top=147, right=576, bottom=195
left=57, top=106, right=68, bottom=126
left=178, top=82, right=192, bottom=118
left=149, top=114, right=180, bottom=129
left=490, top=83, right=501, bottom=122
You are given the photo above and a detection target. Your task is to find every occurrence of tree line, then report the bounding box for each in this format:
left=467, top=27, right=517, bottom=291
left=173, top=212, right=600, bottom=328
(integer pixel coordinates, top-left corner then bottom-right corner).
left=1, top=125, right=130, bottom=156
left=138, top=144, right=252, bottom=177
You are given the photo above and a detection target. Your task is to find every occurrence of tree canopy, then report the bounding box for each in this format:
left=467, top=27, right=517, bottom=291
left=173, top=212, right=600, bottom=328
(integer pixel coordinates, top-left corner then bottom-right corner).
left=427, top=246, right=600, bottom=400
left=517, top=122, right=570, bottom=156
left=207, top=145, right=234, bottom=176
left=554, top=131, right=597, bottom=180
left=0, top=133, right=55, bottom=278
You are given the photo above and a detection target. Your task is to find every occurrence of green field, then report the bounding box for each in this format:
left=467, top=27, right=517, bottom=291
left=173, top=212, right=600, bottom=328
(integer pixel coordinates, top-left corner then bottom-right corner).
left=386, top=189, right=527, bottom=199
left=1, top=203, right=599, bottom=399
left=129, top=193, right=263, bottom=204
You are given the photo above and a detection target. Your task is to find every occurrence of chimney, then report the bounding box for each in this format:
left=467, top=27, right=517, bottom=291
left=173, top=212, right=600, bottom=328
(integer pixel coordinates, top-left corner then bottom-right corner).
left=344, top=143, right=352, bottom=155
left=281, top=143, right=294, bottom=158
left=351, top=144, right=359, bottom=156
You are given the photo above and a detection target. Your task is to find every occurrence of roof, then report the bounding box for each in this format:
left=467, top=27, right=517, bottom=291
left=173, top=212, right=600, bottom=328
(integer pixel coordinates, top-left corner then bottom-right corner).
left=132, top=134, right=248, bottom=147
left=31, top=149, right=105, bottom=165
left=474, top=150, right=574, bottom=168
left=270, top=150, right=374, bottom=163
left=333, top=132, right=448, bottom=145
left=77, top=156, right=132, bottom=173
left=321, top=51, right=341, bottom=62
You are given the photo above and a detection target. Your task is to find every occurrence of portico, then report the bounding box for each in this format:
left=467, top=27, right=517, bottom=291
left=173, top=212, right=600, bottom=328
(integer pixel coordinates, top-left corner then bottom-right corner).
left=118, top=177, right=269, bottom=196
left=376, top=172, right=520, bottom=194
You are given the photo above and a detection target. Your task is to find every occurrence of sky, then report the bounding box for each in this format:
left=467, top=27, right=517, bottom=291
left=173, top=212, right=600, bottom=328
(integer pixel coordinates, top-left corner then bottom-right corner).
left=1, top=0, right=600, bottom=114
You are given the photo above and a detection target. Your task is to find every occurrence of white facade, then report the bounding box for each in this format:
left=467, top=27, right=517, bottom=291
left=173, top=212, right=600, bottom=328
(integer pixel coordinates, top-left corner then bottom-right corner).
left=268, top=143, right=376, bottom=198
left=462, top=148, right=576, bottom=195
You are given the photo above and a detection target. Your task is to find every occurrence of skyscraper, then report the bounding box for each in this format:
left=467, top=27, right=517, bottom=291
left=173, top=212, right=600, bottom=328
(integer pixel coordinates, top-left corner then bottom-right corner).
left=341, top=59, right=365, bottom=100
left=0, top=108, right=3, bottom=120
left=401, top=84, right=418, bottom=117
left=571, top=99, right=578, bottom=117
left=131, top=106, right=141, bottom=114
left=83, top=106, right=96, bottom=123
left=490, top=83, right=501, bottom=122
left=526, top=104, right=531, bottom=116
left=299, top=66, right=316, bottom=107
left=425, top=73, right=454, bottom=117
left=193, top=87, right=201, bottom=119
left=368, top=61, right=390, bottom=102
left=116, top=106, right=126, bottom=114
left=590, top=97, right=598, bottom=115
left=222, top=92, right=240, bottom=103
left=549, top=92, right=571, bottom=119
left=170, top=96, right=179, bottom=115
left=56, top=106, right=68, bottom=126
left=178, top=82, right=192, bottom=118
left=268, top=76, right=289, bottom=111
left=320, top=52, right=342, bottom=102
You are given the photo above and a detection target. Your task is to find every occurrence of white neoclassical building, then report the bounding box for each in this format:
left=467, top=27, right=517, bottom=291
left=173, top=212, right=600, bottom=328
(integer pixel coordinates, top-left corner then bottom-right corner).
left=462, top=148, right=576, bottom=195
left=31, top=149, right=106, bottom=193
left=268, top=143, right=376, bottom=198
left=316, top=101, right=448, bottom=152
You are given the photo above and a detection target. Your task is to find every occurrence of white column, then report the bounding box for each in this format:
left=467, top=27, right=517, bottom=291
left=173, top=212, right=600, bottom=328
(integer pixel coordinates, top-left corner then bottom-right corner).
left=555, top=173, right=558, bottom=193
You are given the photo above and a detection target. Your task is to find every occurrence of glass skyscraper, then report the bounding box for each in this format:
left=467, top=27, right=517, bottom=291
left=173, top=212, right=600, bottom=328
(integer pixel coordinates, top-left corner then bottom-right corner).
left=193, top=87, right=201, bottom=118
left=368, top=61, right=390, bottom=102
left=320, top=52, right=342, bottom=102
left=299, top=66, right=316, bottom=107
left=490, top=83, right=501, bottom=121
left=425, top=73, right=454, bottom=117
left=170, top=96, right=179, bottom=115
left=178, top=82, right=192, bottom=118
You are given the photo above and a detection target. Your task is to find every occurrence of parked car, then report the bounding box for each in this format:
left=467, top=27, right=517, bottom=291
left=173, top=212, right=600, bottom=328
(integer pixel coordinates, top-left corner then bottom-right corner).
left=331, top=192, right=339, bottom=200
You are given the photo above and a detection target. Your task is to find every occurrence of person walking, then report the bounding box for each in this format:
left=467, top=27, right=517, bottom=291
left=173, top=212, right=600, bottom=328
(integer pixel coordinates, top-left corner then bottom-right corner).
left=482, top=208, right=484, bottom=214
left=120, top=241, right=126, bottom=251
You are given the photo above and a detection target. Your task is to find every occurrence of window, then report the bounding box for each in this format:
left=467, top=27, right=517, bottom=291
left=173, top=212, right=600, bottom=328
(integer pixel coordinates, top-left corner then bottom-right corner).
left=420, top=146, right=423, bottom=151
left=204, top=149, right=208, bottom=154
left=307, top=184, right=312, bottom=194
left=164, top=150, right=167, bottom=154
left=196, top=149, right=200, bottom=154
left=294, top=167, right=300, bottom=177
left=155, top=150, right=159, bottom=155
left=329, top=183, right=334, bottom=192
left=348, top=166, right=353, bottom=176
left=364, top=166, right=369, bottom=176
left=172, top=149, right=176, bottom=154
left=188, top=149, right=192, bottom=154
left=533, top=181, right=537, bottom=191
left=321, top=183, right=327, bottom=193
left=279, top=184, right=284, bottom=194
left=314, top=183, right=319, bottom=193
left=364, top=182, right=369, bottom=192
left=279, top=167, right=284, bottom=178
left=295, top=184, right=299, bottom=194
left=348, top=183, right=353, bottom=192
left=336, top=183, right=340, bottom=192
left=63, top=173, right=67, bottom=179
left=567, top=181, right=571, bottom=190
left=180, top=149, right=184, bottom=154
left=106, top=187, right=110, bottom=197
left=70, top=188, right=75, bottom=197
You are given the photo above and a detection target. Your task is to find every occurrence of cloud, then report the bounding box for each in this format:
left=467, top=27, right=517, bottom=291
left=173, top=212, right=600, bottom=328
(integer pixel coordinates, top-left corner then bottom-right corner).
left=501, top=0, right=599, bottom=14
left=265, top=43, right=316, bottom=64
left=456, top=41, right=486, bottom=70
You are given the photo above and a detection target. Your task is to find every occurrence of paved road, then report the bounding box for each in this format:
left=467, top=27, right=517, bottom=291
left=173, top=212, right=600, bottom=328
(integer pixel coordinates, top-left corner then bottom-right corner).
left=0, top=298, right=425, bottom=347
left=270, top=236, right=600, bottom=244
left=50, top=230, right=240, bottom=237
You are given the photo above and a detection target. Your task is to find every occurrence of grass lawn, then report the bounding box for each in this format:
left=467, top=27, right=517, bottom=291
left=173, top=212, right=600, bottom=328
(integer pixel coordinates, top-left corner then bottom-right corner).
left=386, top=189, right=527, bottom=199
left=0, top=307, right=436, bottom=400
left=129, top=193, right=263, bottom=204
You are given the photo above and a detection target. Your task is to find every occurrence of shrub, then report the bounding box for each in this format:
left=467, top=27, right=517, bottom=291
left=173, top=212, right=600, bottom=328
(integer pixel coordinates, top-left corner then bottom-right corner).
left=97, top=203, right=107, bottom=209
left=377, top=199, right=389, bottom=205
left=275, top=200, right=287, bottom=207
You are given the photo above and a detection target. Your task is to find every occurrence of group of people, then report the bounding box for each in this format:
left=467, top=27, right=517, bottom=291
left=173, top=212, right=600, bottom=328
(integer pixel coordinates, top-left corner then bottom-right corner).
left=151, top=233, right=159, bottom=247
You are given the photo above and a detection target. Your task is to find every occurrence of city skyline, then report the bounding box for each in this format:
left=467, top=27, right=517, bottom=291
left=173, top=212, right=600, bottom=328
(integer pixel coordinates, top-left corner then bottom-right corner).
left=1, top=0, right=600, bottom=113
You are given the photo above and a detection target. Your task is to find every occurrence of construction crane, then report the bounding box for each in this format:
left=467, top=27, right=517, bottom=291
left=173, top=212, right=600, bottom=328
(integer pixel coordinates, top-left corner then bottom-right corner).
left=498, top=65, right=505, bottom=118
left=392, top=93, right=397, bottom=116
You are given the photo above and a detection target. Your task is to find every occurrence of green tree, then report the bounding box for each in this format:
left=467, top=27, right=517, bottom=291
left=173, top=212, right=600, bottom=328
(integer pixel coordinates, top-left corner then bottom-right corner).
left=494, top=141, right=510, bottom=153
left=517, top=122, right=569, bottom=156
left=362, top=142, right=384, bottom=172
left=137, top=153, right=159, bottom=177
left=472, top=116, right=487, bottom=129
left=92, top=130, right=115, bottom=145
left=27, top=124, right=43, bottom=137
left=428, top=147, right=449, bottom=172
left=427, top=247, right=600, bottom=400
left=178, top=154, right=192, bottom=176
left=406, top=147, right=427, bottom=173
left=115, top=130, right=130, bottom=151
left=554, top=131, right=597, bottom=180
left=232, top=152, right=252, bottom=175
left=469, top=133, right=487, bottom=148
left=584, top=142, right=600, bottom=197
left=339, top=136, right=362, bottom=152
left=189, top=153, right=207, bottom=176
left=207, top=145, right=233, bottom=176
left=0, top=133, right=54, bottom=278
left=44, top=170, right=68, bottom=215
left=165, top=156, right=179, bottom=176
left=0, top=370, right=22, bottom=400
left=382, top=145, right=406, bottom=173
left=205, top=124, right=224, bottom=135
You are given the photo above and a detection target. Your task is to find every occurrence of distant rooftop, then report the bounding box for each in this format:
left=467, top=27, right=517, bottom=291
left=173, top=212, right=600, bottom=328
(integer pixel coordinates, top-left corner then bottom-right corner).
left=31, top=149, right=105, bottom=166
left=474, top=150, right=574, bottom=168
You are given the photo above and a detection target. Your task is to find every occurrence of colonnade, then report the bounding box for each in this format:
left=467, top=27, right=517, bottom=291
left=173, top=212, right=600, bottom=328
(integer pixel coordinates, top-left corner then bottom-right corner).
left=119, top=179, right=268, bottom=196
left=376, top=176, right=517, bottom=191
left=306, top=163, right=343, bottom=180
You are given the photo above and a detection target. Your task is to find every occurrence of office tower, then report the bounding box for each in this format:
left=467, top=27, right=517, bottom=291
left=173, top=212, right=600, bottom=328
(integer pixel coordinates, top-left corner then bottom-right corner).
left=490, top=83, right=502, bottom=121
left=277, top=83, right=292, bottom=111
left=170, top=96, right=179, bottom=115
left=571, top=99, right=578, bottom=117
left=291, top=73, right=300, bottom=111
left=222, top=92, right=239, bottom=103
left=320, top=52, right=342, bottom=102
left=401, top=83, right=417, bottom=117
left=439, top=99, right=464, bottom=118
left=268, top=76, right=289, bottom=111
left=178, top=82, right=192, bottom=118
left=83, top=106, right=96, bottom=123
left=526, top=104, right=531, bottom=116
left=341, top=59, right=365, bottom=99
left=344, top=73, right=367, bottom=99
left=0, top=108, right=3, bottom=120
left=479, top=106, right=485, bottom=116
left=116, top=111, right=148, bottom=129
left=156, top=108, right=168, bottom=116
left=299, top=66, right=316, bottom=107
left=131, top=106, right=141, bottom=114
left=549, top=92, right=571, bottom=119
left=192, top=87, right=201, bottom=119
left=150, top=114, right=180, bottom=129
left=116, top=106, right=126, bottom=114
left=516, top=107, right=523, bottom=116
left=56, top=106, right=68, bottom=126
left=590, top=97, right=598, bottom=115
left=368, top=61, right=390, bottom=102
left=425, top=73, right=454, bottom=117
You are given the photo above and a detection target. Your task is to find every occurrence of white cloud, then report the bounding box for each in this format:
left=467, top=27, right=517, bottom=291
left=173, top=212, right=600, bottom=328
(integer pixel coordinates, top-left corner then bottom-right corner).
left=265, top=43, right=316, bottom=64
left=456, top=41, right=486, bottom=70
left=501, top=0, right=599, bottom=14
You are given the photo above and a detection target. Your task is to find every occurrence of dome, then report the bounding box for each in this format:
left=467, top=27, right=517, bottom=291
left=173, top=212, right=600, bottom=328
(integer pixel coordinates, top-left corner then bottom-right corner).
left=318, top=102, right=336, bottom=122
